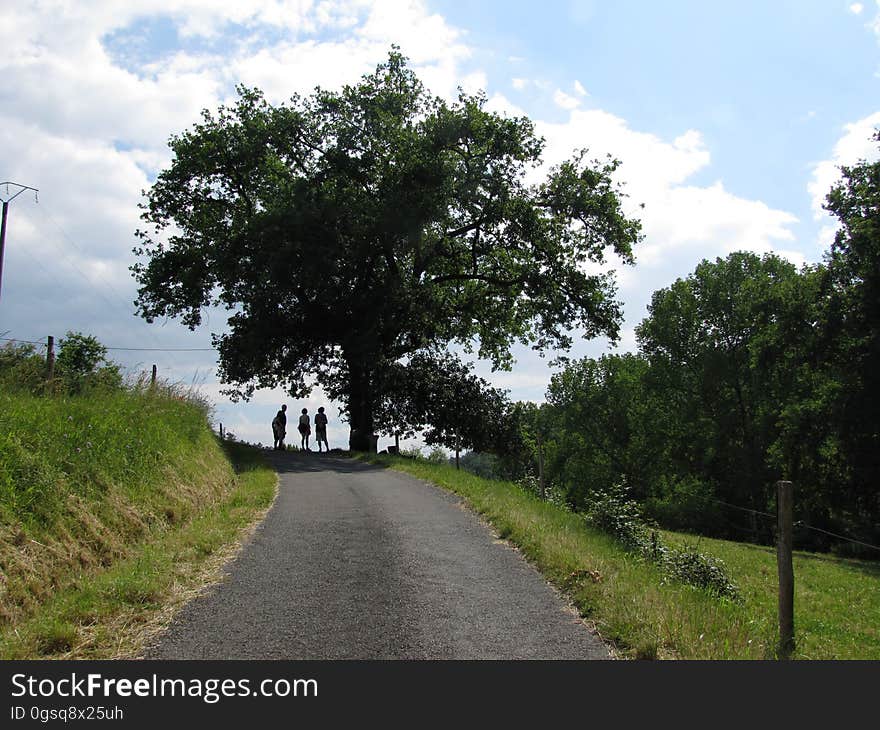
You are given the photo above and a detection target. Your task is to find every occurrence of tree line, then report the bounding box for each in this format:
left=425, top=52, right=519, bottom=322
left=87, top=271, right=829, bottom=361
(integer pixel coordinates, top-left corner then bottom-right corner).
left=474, top=136, right=879, bottom=556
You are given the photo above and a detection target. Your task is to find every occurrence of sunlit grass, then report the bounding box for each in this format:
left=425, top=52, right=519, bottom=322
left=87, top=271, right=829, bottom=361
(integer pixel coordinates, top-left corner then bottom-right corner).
left=0, top=441, right=276, bottom=659
left=0, top=380, right=277, bottom=658
left=365, top=454, right=880, bottom=660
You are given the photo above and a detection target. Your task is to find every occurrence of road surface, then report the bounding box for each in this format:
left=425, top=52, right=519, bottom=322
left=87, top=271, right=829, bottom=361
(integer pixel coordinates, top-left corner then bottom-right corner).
left=146, top=452, right=609, bottom=660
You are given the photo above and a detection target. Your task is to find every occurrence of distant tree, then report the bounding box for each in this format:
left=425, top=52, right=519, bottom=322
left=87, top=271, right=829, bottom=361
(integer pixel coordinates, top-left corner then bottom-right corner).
left=635, top=252, right=808, bottom=540
left=0, top=341, right=45, bottom=392
left=57, top=332, right=122, bottom=394
left=458, top=451, right=499, bottom=480
left=491, top=400, right=539, bottom=481
left=815, top=130, right=880, bottom=542
left=546, top=353, right=669, bottom=507
left=368, top=351, right=514, bottom=465
left=132, top=49, right=642, bottom=451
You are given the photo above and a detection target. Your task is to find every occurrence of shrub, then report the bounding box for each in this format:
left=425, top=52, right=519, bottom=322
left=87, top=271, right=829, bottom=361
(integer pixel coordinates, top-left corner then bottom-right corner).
left=0, top=343, right=46, bottom=394
left=584, top=484, right=739, bottom=600
left=661, top=543, right=740, bottom=600
left=584, top=484, right=651, bottom=553
left=516, top=475, right=572, bottom=512
left=426, top=447, right=448, bottom=464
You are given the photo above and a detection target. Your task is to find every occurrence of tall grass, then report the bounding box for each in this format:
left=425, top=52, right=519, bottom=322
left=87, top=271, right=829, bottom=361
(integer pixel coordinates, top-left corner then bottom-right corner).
left=0, top=440, right=277, bottom=659
left=0, top=381, right=235, bottom=627
left=1, top=383, right=212, bottom=524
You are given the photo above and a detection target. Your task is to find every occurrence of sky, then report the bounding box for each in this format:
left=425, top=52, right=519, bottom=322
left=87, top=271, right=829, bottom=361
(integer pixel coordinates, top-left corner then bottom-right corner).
left=1, top=0, right=879, bottom=451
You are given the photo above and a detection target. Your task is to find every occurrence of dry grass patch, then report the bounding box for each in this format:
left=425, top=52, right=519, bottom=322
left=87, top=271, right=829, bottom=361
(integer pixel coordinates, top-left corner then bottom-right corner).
left=0, top=442, right=276, bottom=660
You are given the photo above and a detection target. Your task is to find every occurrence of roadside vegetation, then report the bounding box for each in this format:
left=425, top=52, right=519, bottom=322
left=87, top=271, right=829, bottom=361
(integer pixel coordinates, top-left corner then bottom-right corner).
left=0, top=337, right=276, bottom=658
left=365, top=453, right=880, bottom=660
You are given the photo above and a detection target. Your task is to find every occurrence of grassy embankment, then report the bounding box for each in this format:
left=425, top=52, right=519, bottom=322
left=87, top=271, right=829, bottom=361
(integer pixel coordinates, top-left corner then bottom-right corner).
left=0, top=385, right=276, bottom=659
left=365, top=454, right=880, bottom=660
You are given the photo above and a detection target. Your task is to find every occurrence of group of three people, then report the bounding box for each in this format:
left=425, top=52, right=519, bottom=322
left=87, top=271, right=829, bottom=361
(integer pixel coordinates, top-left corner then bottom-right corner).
left=272, top=404, right=330, bottom=452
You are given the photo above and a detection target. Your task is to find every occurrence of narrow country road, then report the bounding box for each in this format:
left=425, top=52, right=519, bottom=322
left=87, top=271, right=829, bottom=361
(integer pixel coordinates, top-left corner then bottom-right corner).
left=146, top=452, right=609, bottom=660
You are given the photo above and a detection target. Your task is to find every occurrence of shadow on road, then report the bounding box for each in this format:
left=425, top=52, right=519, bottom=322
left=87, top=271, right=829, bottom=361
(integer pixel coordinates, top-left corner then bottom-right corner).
left=260, top=449, right=386, bottom=475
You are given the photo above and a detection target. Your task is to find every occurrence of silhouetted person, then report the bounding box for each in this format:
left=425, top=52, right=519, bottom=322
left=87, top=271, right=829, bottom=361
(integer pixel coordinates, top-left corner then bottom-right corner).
left=298, top=407, right=311, bottom=451
left=272, top=404, right=287, bottom=450
left=315, top=407, right=329, bottom=452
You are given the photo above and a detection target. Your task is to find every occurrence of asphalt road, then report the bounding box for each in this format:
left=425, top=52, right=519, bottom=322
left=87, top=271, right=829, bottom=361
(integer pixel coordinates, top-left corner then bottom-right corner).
left=146, top=452, right=610, bottom=659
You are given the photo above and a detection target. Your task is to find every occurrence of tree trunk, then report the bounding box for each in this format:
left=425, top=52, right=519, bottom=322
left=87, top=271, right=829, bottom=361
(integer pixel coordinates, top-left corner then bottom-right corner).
left=346, top=355, right=376, bottom=452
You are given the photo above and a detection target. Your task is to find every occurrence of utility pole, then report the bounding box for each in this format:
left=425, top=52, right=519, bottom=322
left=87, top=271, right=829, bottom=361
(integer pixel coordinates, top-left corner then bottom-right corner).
left=0, top=182, right=39, bottom=302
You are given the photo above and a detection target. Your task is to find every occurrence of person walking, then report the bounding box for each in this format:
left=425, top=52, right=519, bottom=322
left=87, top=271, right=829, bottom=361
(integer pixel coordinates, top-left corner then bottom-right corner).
left=314, top=407, right=329, bottom=452
left=272, top=404, right=287, bottom=450
left=298, top=408, right=312, bottom=451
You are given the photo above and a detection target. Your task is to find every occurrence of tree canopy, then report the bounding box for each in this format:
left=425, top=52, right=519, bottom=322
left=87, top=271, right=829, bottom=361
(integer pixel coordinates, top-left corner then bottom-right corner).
left=132, top=49, right=642, bottom=450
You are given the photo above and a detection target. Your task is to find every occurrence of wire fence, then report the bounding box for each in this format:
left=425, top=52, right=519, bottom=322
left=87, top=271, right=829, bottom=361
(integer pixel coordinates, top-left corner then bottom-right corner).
left=706, top=494, right=880, bottom=553
left=0, top=336, right=216, bottom=353
left=3, top=196, right=220, bottom=375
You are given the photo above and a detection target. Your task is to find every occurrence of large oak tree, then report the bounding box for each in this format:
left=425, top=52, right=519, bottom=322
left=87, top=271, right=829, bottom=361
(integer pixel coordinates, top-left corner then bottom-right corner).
left=132, top=50, right=642, bottom=450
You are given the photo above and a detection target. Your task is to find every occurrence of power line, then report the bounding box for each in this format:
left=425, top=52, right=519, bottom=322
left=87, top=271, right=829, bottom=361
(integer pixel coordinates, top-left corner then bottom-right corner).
left=0, top=336, right=215, bottom=352
left=25, top=204, right=141, bottom=323
left=38, top=204, right=137, bottom=315
left=11, top=200, right=213, bottom=372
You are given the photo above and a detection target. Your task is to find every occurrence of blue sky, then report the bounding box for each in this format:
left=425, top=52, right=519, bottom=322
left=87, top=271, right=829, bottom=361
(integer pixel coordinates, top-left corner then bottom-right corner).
left=1, top=1, right=878, bottom=450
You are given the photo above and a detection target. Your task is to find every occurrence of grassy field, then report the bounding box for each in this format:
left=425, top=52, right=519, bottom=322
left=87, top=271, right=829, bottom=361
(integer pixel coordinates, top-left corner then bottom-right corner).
left=0, top=385, right=277, bottom=659
left=365, top=454, right=880, bottom=660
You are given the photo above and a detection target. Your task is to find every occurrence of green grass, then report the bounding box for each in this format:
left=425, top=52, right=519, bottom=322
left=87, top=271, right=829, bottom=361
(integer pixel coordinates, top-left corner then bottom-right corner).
left=0, top=440, right=276, bottom=659
left=0, top=382, right=278, bottom=658
left=363, top=454, right=880, bottom=660
left=0, top=385, right=212, bottom=527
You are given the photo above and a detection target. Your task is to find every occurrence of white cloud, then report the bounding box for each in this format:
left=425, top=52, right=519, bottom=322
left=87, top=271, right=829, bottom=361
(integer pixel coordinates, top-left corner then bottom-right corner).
left=511, top=77, right=528, bottom=90
left=870, top=1, right=880, bottom=38
left=532, top=107, right=799, bottom=354
left=536, top=109, right=711, bottom=192
left=850, top=3, right=864, bottom=15
left=460, top=71, right=488, bottom=95
left=485, top=93, right=527, bottom=118
left=808, top=111, right=880, bottom=222
left=553, top=88, right=581, bottom=110
left=573, top=79, right=587, bottom=97
left=231, top=39, right=380, bottom=100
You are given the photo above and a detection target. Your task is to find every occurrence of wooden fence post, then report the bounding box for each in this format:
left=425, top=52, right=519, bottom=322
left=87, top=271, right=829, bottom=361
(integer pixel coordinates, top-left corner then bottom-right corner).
left=46, top=335, right=55, bottom=381
left=777, top=479, right=795, bottom=659
left=151, top=364, right=157, bottom=387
